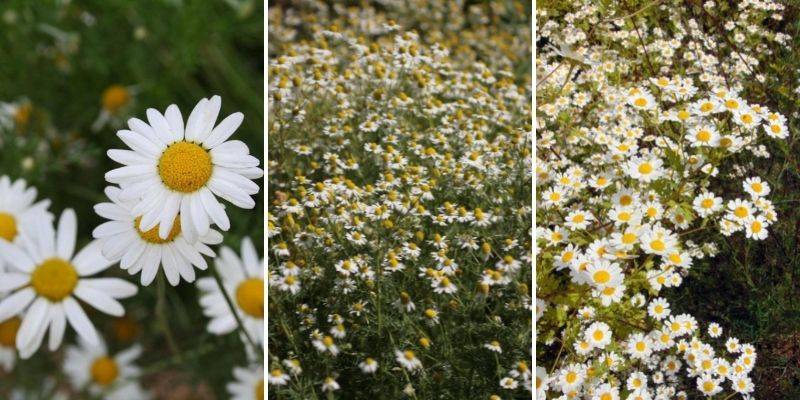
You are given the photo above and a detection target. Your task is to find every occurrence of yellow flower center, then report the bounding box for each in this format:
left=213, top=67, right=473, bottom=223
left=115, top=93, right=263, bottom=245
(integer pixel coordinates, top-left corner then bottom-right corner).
left=703, top=381, right=715, bottom=392
left=650, top=240, right=665, bottom=252
left=622, top=233, right=636, bottom=244
left=677, top=110, right=690, bottom=120
left=741, top=114, right=753, bottom=124
left=135, top=216, right=181, bottom=244
left=256, top=379, right=264, bottom=399
left=91, top=356, right=119, bottom=386
left=700, top=102, right=714, bottom=112
left=566, top=371, right=577, bottom=383
left=636, top=341, right=647, bottom=352
left=101, top=85, right=130, bottom=114
left=0, top=212, right=17, bottom=241
left=771, top=124, right=782, bottom=133
left=572, top=214, right=585, bottom=223
left=724, top=99, right=739, bottom=110
left=638, top=163, right=653, bottom=174
left=620, top=195, right=633, bottom=206
left=0, top=317, right=21, bottom=347
left=751, top=221, right=762, bottom=233
left=30, top=258, right=78, bottom=301
left=634, top=97, right=647, bottom=107
left=734, top=206, right=749, bottom=218
left=404, top=350, right=416, bottom=360
left=696, top=130, right=711, bottom=142
left=158, top=141, right=213, bottom=193
left=601, top=393, right=612, bottom=400
left=235, top=278, right=264, bottom=319
left=751, top=182, right=762, bottom=192
left=701, top=198, right=714, bottom=209
left=593, top=270, right=611, bottom=284
left=618, top=212, right=631, bottom=221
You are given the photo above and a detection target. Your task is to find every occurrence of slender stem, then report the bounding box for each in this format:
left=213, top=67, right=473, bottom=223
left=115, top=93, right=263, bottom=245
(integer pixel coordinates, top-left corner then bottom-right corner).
left=157, top=274, right=181, bottom=360
left=210, top=264, right=260, bottom=352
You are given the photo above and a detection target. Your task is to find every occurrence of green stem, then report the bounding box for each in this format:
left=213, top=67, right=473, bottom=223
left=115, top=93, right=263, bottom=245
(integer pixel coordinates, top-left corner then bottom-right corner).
left=210, top=264, right=260, bottom=352
left=157, top=274, right=181, bottom=361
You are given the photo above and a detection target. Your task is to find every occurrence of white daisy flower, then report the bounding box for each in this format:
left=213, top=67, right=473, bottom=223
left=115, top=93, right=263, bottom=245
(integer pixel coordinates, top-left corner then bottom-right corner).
left=359, top=357, right=379, bottom=374
left=197, top=237, right=263, bottom=346
left=0, top=175, right=52, bottom=246
left=63, top=337, right=149, bottom=399
left=105, top=96, right=263, bottom=242
left=0, top=209, right=137, bottom=358
left=93, top=186, right=222, bottom=286
left=396, top=349, right=423, bottom=371
left=227, top=364, right=263, bottom=400
left=268, top=368, right=290, bottom=386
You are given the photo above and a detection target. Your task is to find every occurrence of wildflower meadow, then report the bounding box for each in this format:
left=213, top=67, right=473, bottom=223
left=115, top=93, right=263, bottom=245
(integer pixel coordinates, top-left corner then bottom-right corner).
left=267, top=1, right=531, bottom=398
left=536, top=1, right=800, bottom=399
left=0, top=2, right=264, bottom=399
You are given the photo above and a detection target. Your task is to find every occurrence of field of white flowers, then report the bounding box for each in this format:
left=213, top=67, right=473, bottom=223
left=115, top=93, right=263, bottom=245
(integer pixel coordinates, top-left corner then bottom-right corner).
left=536, top=1, right=795, bottom=399
left=267, top=1, right=531, bottom=398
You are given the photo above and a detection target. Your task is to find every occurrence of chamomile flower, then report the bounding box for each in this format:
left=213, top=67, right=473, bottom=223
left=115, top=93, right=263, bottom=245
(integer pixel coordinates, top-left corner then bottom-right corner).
left=585, top=321, right=612, bottom=349
left=105, top=96, right=263, bottom=241
left=93, top=186, right=222, bottom=286
left=743, top=177, right=770, bottom=198
left=687, top=125, right=720, bottom=147
left=0, top=175, right=52, bottom=246
left=625, top=156, right=664, bottom=182
left=0, top=210, right=137, bottom=358
left=692, top=192, right=723, bottom=217
left=396, top=349, right=423, bottom=371
left=197, top=237, right=263, bottom=346
left=62, top=338, right=148, bottom=399
left=359, top=357, right=379, bottom=374
left=227, top=365, right=264, bottom=400
left=268, top=368, right=290, bottom=386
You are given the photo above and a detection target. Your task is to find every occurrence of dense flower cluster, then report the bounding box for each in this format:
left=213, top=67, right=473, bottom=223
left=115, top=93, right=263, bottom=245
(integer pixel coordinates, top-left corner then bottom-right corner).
left=536, top=1, right=789, bottom=399
left=268, top=1, right=531, bottom=398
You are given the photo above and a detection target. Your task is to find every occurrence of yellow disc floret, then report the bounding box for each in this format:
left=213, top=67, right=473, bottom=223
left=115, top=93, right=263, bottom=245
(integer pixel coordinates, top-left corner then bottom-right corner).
left=30, top=258, right=78, bottom=301
left=135, top=216, right=181, bottom=244
left=90, top=356, right=119, bottom=386
left=0, top=317, right=21, bottom=347
left=0, top=212, right=17, bottom=241
left=101, top=85, right=130, bottom=114
left=236, top=278, right=264, bottom=318
left=158, top=141, right=213, bottom=193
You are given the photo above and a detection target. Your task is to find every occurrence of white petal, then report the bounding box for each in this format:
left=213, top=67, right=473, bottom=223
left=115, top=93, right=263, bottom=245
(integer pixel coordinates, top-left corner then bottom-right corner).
left=164, top=104, right=185, bottom=141
left=63, top=297, right=100, bottom=346
left=140, top=246, right=162, bottom=286
left=74, top=283, right=125, bottom=316
left=72, top=240, right=114, bottom=276
left=56, top=209, right=77, bottom=260
left=81, top=278, right=138, bottom=299
left=0, top=288, right=36, bottom=322
left=0, top=241, right=35, bottom=272
left=0, top=273, right=30, bottom=292
left=184, top=98, right=209, bottom=142
left=200, top=188, right=229, bottom=230
left=146, top=108, right=174, bottom=145
left=203, top=112, right=243, bottom=148
left=16, top=298, right=49, bottom=350
left=94, top=202, right=131, bottom=222
left=48, top=303, right=66, bottom=351
left=117, top=129, right=161, bottom=157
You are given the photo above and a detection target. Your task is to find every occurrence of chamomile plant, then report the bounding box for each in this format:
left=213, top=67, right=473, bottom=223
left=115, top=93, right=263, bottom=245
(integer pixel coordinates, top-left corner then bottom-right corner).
left=537, top=1, right=790, bottom=398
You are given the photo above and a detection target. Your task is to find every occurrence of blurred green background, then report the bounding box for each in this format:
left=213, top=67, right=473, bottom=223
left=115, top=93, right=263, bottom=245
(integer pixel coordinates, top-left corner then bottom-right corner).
left=0, top=0, right=263, bottom=398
